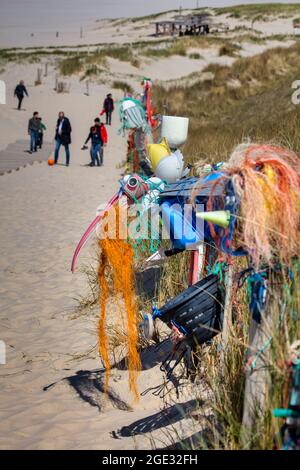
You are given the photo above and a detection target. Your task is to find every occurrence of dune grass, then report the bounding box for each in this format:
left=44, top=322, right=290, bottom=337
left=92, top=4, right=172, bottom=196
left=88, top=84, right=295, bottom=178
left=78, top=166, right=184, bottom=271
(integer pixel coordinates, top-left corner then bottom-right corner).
left=112, top=80, right=134, bottom=94
left=141, top=41, right=187, bottom=58
left=58, top=44, right=140, bottom=76
left=219, top=42, right=241, bottom=57
left=216, top=3, right=300, bottom=19
left=154, top=41, right=300, bottom=162
left=0, top=48, right=68, bottom=66
left=131, top=10, right=178, bottom=23
left=59, top=56, right=82, bottom=75
left=197, top=267, right=300, bottom=450
left=56, top=35, right=243, bottom=78
left=189, top=52, right=202, bottom=60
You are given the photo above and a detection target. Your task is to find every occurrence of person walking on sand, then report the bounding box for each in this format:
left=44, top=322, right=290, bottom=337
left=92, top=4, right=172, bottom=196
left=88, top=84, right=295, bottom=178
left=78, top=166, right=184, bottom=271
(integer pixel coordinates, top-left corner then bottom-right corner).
left=14, top=80, right=29, bottom=110
left=37, top=117, right=46, bottom=149
left=54, top=112, right=72, bottom=166
left=102, top=93, right=114, bottom=126
left=28, top=111, right=40, bottom=154
left=82, top=117, right=107, bottom=167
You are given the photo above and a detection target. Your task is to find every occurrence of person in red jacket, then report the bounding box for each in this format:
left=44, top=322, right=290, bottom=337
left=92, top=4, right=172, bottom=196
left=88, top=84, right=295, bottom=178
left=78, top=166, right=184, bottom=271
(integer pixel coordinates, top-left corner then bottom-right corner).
left=82, top=118, right=107, bottom=167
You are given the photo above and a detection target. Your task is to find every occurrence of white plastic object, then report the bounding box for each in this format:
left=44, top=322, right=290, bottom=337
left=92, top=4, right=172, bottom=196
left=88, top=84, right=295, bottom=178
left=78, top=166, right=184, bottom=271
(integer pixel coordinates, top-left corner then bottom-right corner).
left=155, top=151, right=184, bottom=183
left=141, top=177, right=165, bottom=212
left=173, top=149, right=184, bottom=174
left=143, top=247, right=167, bottom=268
left=161, top=115, right=189, bottom=148
left=122, top=99, right=136, bottom=111
left=142, top=313, right=154, bottom=340
left=122, top=174, right=131, bottom=184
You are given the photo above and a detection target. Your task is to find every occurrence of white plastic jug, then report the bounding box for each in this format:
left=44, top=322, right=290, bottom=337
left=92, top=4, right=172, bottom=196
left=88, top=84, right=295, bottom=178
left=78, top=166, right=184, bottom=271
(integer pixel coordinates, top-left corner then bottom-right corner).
left=161, top=116, right=189, bottom=148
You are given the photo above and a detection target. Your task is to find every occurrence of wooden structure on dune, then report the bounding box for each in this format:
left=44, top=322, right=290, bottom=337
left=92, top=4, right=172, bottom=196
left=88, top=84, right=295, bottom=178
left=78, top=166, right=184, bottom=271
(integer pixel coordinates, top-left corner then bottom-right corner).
left=153, top=13, right=212, bottom=37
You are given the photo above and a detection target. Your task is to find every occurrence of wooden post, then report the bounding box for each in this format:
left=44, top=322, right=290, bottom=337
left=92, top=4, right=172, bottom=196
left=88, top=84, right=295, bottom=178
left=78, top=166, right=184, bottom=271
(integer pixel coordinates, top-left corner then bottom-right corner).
left=35, top=68, right=42, bottom=85
left=44, top=63, right=48, bottom=77
left=221, top=264, right=234, bottom=366
left=85, top=80, right=90, bottom=96
left=242, top=300, right=273, bottom=444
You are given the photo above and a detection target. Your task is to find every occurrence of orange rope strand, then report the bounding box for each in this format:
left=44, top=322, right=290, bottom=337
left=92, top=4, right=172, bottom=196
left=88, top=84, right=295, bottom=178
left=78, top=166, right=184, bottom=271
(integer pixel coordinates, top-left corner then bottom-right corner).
left=98, top=205, right=141, bottom=400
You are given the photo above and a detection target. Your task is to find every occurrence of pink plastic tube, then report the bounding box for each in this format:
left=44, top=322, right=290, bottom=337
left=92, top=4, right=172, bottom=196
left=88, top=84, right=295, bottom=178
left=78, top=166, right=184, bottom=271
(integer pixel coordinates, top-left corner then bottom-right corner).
left=71, top=193, right=119, bottom=272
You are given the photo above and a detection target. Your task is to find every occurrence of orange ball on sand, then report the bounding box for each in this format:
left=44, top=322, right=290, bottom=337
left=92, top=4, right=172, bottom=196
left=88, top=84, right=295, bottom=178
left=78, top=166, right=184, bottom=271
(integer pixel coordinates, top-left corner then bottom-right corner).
left=48, top=158, right=55, bottom=166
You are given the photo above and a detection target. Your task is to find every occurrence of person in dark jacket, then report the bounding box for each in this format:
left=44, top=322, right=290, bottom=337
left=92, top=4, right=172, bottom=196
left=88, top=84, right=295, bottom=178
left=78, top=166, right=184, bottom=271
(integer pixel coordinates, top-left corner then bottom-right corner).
left=102, top=93, right=114, bottom=126
left=83, top=118, right=107, bottom=167
left=14, top=80, right=29, bottom=110
left=28, top=111, right=40, bottom=153
left=54, top=112, right=72, bottom=166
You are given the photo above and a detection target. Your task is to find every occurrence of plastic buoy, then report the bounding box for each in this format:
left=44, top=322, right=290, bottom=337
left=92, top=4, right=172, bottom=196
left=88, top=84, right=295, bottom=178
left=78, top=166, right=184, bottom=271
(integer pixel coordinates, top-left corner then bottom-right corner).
left=147, top=138, right=171, bottom=171
left=155, top=152, right=183, bottom=183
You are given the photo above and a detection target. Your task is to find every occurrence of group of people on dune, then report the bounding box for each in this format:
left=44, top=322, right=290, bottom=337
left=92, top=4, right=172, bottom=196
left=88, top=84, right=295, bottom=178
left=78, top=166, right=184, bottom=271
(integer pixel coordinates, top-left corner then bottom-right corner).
left=14, top=80, right=115, bottom=167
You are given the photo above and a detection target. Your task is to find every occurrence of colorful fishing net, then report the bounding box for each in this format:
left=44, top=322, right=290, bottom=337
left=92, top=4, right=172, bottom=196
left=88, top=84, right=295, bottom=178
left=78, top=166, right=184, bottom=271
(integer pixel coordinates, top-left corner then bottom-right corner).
left=206, top=144, right=300, bottom=268
left=118, top=97, right=150, bottom=135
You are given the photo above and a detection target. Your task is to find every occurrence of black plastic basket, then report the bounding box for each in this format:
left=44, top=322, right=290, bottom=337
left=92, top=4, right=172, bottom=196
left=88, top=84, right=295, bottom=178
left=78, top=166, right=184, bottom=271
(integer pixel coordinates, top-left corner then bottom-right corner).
left=156, top=274, right=223, bottom=347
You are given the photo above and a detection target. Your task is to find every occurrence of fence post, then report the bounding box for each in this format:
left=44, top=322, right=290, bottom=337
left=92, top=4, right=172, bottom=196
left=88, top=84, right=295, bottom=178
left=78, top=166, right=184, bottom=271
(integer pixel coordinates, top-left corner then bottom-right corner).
left=221, top=264, right=234, bottom=367
left=242, top=300, right=274, bottom=446
left=35, top=68, right=42, bottom=85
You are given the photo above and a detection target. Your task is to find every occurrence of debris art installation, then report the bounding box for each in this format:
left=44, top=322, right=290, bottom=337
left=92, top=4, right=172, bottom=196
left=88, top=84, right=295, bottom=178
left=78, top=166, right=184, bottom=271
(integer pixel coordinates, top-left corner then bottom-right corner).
left=71, top=75, right=300, bottom=433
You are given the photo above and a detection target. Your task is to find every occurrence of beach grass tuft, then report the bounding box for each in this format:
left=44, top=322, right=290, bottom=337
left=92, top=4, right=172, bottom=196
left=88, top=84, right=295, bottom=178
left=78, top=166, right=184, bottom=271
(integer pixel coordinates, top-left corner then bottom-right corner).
left=112, top=80, right=134, bottom=94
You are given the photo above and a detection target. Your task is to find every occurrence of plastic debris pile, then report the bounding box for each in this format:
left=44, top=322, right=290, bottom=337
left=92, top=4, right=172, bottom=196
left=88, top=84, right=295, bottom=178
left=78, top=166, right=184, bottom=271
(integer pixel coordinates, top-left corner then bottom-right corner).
left=71, top=76, right=300, bottom=435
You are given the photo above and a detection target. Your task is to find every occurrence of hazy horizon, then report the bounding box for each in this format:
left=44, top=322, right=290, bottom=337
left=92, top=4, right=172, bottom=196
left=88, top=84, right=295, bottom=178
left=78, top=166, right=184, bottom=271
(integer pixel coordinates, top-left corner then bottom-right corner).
left=1, top=1, right=300, bottom=27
